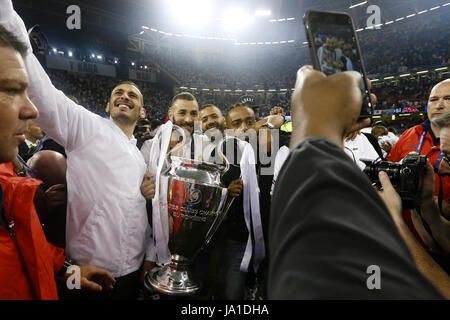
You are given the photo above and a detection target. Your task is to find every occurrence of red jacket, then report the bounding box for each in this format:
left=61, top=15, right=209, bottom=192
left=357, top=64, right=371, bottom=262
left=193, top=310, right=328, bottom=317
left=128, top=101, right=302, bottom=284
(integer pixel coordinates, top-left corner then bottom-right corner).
left=387, top=121, right=450, bottom=250
left=0, top=162, right=65, bottom=300
left=387, top=121, right=450, bottom=200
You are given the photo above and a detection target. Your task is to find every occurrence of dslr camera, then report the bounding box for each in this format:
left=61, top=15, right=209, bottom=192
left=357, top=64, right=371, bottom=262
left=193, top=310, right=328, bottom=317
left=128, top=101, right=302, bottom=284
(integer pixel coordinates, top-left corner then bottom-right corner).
left=362, top=153, right=427, bottom=209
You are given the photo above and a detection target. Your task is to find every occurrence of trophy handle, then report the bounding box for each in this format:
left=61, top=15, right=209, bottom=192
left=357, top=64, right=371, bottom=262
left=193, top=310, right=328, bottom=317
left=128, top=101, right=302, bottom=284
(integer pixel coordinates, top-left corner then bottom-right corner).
left=216, top=136, right=241, bottom=175
left=152, top=124, right=187, bottom=169
left=201, top=195, right=236, bottom=251
left=167, top=125, right=187, bottom=157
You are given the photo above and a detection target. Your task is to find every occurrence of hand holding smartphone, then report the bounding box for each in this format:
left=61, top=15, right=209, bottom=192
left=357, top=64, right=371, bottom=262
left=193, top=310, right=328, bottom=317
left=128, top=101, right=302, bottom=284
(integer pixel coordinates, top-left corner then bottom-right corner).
left=303, top=10, right=373, bottom=121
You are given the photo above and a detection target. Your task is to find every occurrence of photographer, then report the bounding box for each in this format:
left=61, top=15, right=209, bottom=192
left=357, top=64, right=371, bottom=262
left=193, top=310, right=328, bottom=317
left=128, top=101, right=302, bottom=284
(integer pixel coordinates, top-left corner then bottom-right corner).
left=418, top=109, right=450, bottom=258
left=268, top=65, right=445, bottom=299
left=387, top=80, right=450, bottom=263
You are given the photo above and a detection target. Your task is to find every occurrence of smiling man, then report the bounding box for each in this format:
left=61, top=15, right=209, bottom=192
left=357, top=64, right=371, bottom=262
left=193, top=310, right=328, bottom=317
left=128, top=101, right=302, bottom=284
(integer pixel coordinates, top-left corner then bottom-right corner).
left=1, top=0, right=156, bottom=299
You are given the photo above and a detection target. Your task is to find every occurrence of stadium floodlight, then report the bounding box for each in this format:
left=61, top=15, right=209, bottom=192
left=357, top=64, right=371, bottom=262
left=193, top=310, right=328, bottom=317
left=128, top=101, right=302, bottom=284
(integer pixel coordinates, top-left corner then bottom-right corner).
left=139, top=31, right=145, bottom=35
left=131, top=62, right=135, bottom=66
left=91, top=53, right=95, bottom=58
left=385, top=21, right=394, bottom=25
left=399, top=73, right=411, bottom=77
left=168, top=0, right=212, bottom=29
left=417, top=70, right=429, bottom=74
left=435, top=67, right=448, bottom=71
left=255, top=10, right=271, bottom=16
left=384, top=76, right=395, bottom=80
left=52, top=48, right=57, bottom=53
left=223, top=7, right=255, bottom=31
left=417, top=10, right=428, bottom=14
left=68, top=51, right=73, bottom=57
left=97, top=55, right=102, bottom=60
left=349, top=1, right=368, bottom=9
left=142, top=26, right=150, bottom=30
left=429, top=6, right=440, bottom=11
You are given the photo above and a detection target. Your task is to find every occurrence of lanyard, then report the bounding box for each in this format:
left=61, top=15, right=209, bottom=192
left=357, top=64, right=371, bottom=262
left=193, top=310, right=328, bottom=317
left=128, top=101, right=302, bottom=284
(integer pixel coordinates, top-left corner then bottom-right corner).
left=416, top=130, right=442, bottom=169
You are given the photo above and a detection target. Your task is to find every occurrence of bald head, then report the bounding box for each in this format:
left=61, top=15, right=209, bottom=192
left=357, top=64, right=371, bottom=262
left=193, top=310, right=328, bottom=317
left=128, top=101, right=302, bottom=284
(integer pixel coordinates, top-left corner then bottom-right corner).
left=427, top=79, right=450, bottom=124
left=27, top=150, right=67, bottom=186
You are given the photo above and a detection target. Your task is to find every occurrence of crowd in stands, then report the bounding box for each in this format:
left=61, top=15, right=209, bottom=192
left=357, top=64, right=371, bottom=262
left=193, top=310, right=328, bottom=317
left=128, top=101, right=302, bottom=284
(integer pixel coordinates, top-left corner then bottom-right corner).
left=139, top=12, right=449, bottom=91
left=48, top=69, right=171, bottom=120
left=47, top=67, right=439, bottom=137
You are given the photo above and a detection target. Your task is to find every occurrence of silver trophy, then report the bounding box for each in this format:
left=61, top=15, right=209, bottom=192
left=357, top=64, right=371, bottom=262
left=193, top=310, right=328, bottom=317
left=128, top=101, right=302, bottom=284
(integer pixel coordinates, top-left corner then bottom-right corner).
left=145, top=130, right=235, bottom=295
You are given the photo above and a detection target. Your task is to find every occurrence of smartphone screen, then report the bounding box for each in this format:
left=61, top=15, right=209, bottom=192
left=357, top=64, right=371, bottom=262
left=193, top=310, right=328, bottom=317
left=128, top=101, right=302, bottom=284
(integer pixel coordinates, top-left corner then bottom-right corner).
left=303, top=10, right=373, bottom=119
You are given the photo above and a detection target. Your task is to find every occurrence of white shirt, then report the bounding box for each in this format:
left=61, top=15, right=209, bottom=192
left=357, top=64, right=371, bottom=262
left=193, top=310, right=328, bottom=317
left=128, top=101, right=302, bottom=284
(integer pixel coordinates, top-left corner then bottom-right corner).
left=3, top=8, right=155, bottom=277
left=271, top=146, right=290, bottom=196
left=344, top=133, right=380, bottom=171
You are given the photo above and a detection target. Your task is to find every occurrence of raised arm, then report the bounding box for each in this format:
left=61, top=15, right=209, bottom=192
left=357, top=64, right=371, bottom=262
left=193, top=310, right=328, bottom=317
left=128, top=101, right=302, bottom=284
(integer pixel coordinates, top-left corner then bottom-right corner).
left=0, top=0, right=98, bottom=151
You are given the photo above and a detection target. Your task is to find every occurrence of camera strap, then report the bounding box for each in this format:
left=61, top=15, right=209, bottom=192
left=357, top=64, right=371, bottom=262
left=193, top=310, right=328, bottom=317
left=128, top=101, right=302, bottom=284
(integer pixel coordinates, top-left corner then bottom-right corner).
left=416, top=129, right=443, bottom=169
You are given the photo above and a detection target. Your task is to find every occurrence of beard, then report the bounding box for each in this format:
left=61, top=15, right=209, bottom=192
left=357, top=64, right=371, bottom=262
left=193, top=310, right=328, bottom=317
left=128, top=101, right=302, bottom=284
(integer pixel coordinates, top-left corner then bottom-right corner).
left=111, top=111, right=139, bottom=126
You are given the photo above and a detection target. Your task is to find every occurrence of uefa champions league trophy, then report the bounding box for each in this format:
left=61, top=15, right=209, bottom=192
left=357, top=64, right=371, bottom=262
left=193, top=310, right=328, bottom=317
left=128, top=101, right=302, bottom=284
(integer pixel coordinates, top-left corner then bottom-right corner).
left=145, top=127, right=235, bottom=295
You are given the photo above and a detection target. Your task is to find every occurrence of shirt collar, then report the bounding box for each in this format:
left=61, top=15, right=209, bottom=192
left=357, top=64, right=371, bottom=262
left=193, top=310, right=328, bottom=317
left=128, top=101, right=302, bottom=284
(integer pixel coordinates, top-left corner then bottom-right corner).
left=108, top=119, right=138, bottom=145
left=421, top=119, right=440, bottom=145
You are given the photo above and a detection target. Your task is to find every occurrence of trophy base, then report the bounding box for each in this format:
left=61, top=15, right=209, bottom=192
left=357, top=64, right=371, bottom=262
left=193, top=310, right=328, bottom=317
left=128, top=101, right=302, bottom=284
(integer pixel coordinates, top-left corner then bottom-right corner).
left=144, top=264, right=201, bottom=296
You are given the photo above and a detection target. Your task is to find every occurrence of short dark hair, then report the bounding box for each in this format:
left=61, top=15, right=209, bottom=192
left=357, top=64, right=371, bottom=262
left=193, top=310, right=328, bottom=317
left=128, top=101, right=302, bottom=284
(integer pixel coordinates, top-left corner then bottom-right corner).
left=117, top=80, right=141, bottom=91
left=0, top=25, right=28, bottom=56
left=137, top=118, right=150, bottom=126
left=150, top=119, right=163, bottom=130
left=171, top=92, right=197, bottom=107
left=202, top=104, right=217, bottom=109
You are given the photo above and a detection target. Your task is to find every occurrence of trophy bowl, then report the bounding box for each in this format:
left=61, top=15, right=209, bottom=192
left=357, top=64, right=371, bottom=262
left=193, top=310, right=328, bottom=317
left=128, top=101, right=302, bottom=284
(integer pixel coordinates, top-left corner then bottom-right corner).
left=145, top=156, right=232, bottom=295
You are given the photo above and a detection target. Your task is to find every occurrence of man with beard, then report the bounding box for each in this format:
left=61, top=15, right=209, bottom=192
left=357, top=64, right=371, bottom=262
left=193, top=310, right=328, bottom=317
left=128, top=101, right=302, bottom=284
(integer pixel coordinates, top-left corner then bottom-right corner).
left=1, top=1, right=156, bottom=299
left=141, top=92, right=199, bottom=164
left=217, top=104, right=283, bottom=299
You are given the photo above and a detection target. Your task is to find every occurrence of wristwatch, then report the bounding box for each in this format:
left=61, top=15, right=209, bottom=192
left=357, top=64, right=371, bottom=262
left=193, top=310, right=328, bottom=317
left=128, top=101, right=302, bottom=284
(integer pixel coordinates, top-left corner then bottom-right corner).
left=261, top=120, right=275, bottom=129
left=56, top=257, right=74, bottom=280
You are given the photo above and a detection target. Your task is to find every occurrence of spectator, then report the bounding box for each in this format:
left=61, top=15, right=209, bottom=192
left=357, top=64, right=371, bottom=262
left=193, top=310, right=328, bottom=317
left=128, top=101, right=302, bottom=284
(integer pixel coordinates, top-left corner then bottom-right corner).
left=0, top=21, right=114, bottom=299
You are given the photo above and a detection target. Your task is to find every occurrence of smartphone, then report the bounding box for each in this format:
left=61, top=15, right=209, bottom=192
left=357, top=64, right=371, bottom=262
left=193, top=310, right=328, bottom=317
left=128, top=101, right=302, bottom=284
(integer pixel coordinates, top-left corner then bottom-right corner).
left=303, top=10, right=373, bottom=120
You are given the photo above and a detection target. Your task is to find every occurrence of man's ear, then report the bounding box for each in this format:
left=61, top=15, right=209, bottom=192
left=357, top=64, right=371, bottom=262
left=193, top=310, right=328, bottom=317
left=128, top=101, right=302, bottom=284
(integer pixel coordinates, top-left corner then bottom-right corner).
left=140, top=106, right=146, bottom=119
left=106, top=102, right=110, bottom=113
left=168, top=109, right=174, bottom=122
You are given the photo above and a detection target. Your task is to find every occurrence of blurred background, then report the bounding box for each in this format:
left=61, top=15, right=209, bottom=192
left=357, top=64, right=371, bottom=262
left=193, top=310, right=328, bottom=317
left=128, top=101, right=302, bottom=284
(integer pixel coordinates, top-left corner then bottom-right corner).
left=14, top=0, right=450, bottom=134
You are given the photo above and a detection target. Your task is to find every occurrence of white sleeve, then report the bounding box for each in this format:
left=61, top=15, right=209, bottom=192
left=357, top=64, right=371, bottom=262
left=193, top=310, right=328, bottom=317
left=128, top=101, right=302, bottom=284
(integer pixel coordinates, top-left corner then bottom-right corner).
left=271, top=146, right=290, bottom=196
left=140, top=139, right=154, bottom=168
left=2, top=3, right=100, bottom=152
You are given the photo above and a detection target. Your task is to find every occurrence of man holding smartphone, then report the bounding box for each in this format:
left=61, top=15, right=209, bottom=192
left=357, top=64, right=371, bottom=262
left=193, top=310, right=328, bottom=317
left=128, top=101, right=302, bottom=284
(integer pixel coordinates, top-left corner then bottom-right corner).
left=268, top=65, right=447, bottom=299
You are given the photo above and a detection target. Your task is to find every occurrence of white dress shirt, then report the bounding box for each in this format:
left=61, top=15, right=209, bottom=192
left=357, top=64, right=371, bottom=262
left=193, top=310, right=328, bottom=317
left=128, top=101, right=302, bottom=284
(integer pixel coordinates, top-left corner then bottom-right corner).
left=2, top=5, right=155, bottom=277
left=344, top=133, right=380, bottom=171
left=271, top=145, right=290, bottom=196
